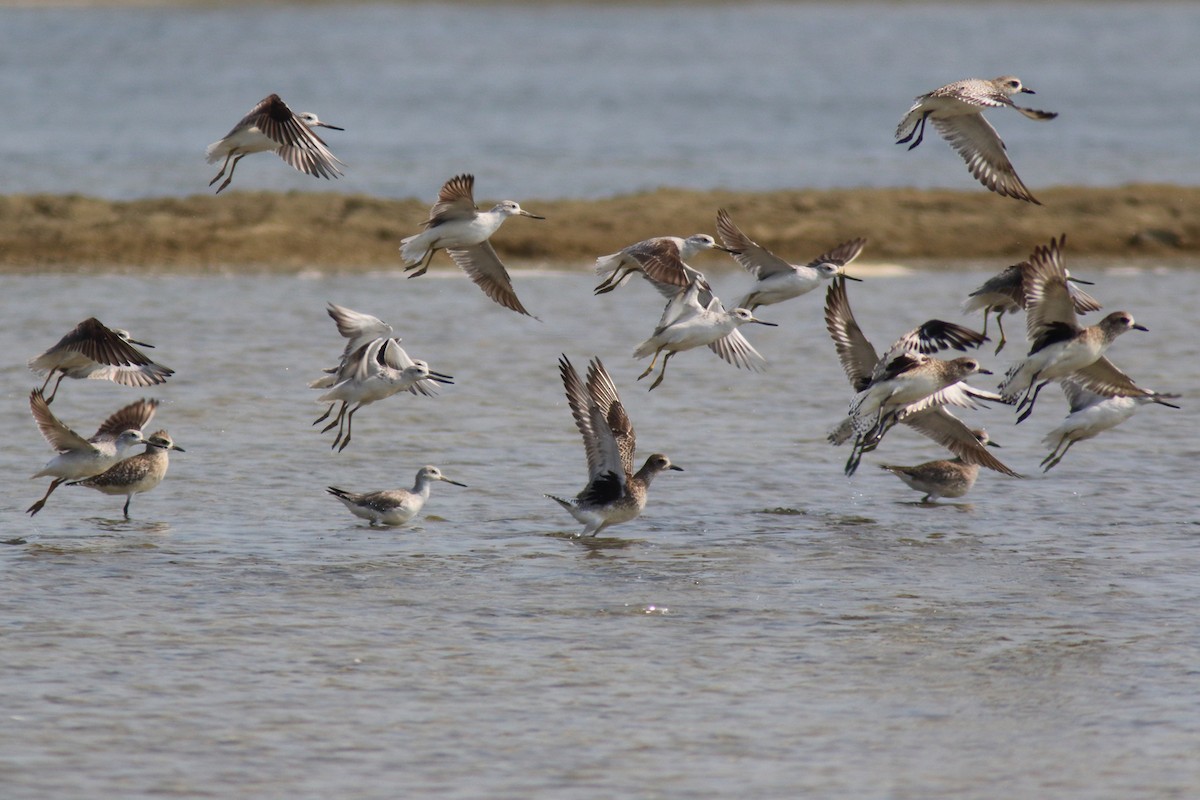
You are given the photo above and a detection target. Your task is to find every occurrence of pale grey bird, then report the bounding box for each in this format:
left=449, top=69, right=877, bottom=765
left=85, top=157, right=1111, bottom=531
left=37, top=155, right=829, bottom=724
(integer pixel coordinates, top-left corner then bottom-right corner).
left=312, top=337, right=452, bottom=452
left=28, top=317, right=173, bottom=403
left=879, top=428, right=1002, bottom=503
left=1040, top=381, right=1181, bottom=471
left=328, top=466, right=466, bottom=527
left=547, top=355, right=682, bottom=537
left=399, top=174, right=544, bottom=317
left=206, top=93, right=344, bottom=194
left=896, top=75, right=1057, bottom=203
left=27, top=391, right=156, bottom=516
left=69, top=429, right=184, bottom=518
left=715, top=208, right=865, bottom=311
left=632, top=279, right=777, bottom=391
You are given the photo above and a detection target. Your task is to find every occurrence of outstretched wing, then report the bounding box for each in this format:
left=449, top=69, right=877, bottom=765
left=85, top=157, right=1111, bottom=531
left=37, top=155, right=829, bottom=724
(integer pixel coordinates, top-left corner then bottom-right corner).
left=824, top=276, right=879, bottom=391
left=445, top=242, right=534, bottom=317
left=423, top=173, right=478, bottom=228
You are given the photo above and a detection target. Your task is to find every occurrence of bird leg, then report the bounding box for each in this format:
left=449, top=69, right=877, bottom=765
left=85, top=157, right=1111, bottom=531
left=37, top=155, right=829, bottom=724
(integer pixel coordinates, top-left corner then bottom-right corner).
left=321, top=402, right=347, bottom=434
left=897, top=111, right=932, bottom=150
left=637, top=349, right=664, bottom=381
left=593, top=268, right=633, bottom=295
left=122, top=496, right=133, bottom=519
left=333, top=403, right=362, bottom=452
left=27, top=478, right=65, bottom=516
left=313, top=403, right=336, bottom=426
left=208, top=152, right=235, bottom=186
left=404, top=245, right=437, bottom=278
left=844, top=437, right=865, bottom=476
left=647, top=352, right=675, bottom=391
left=213, top=154, right=244, bottom=194
left=1040, top=438, right=1076, bottom=472
left=993, top=312, right=1008, bottom=355
left=1016, top=379, right=1050, bottom=424
left=42, top=371, right=68, bottom=404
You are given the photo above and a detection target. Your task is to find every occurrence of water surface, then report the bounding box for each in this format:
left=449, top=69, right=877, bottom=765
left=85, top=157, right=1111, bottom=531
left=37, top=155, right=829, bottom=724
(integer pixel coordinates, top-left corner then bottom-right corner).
left=2, top=3, right=1198, bottom=199
left=2, top=266, right=1198, bottom=797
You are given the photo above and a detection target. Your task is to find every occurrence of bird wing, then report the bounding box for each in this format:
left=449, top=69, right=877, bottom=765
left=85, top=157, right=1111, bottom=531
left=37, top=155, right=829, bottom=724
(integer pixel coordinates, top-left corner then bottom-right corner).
left=378, top=337, right=416, bottom=370
left=886, top=319, right=988, bottom=361
left=559, top=356, right=625, bottom=485
left=378, top=338, right=443, bottom=397
left=824, top=276, right=878, bottom=391
left=1022, top=236, right=1080, bottom=338
left=29, top=390, right=93, bottom=453
left=807, top=237, right=868, bottom=270
left=445, top=243, right=534, bottom=317
left=94, top=398, right=159, bottom=439
left=902, top=407, right=1021, bottom=477
left=248, top=95, right=344, bottom=179
left=1067, top=281, right=1103, bottom=314
left=586, top=358, right=635, bottom=479
left=931, top=113, right=1039, bottom=204
left=423, top=174, right=478, bottom=228
left=81, top=363, right=174, bottom=388
left=707, top=329, right=768, bottom=372
left=1070, top=357, right=1153, bottom=398
left=30, top=317, right=159, bottom=372
left=1059, top=379, right=1108, bottom=413
left=963, top=264, right=1023, bottom=313
left=715, top=209, right=791, bottom=278
left=326, top=303, right=393, bottom=356
left=651, top=279, right=706, bottom=333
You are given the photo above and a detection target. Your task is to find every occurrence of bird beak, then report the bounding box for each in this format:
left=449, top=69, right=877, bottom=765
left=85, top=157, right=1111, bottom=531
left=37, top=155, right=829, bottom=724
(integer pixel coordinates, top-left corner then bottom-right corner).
left=1021, top=87, right=1036, bottom=94
left=170, top=444, right=186, bottom=452
left=714, top=245, right=737, bottom=254
left=669, top=465, right=684, bottom=471
left=443, top=478, right=468, bottom=487
left=751, top=317, right=778, bottom=327
left=520, top=211, right=546, bottom=220
left=1134, top=324, right=1149, bottom=331
left=318, top=122, right=344, bottom=131
left=841, top=272, right=863, bottom=282
left=1066, top=276, right=1094, bottom=286
left=986, top=440, right=1001, bottom=449
left=977, top=368, right=994, bottom=375
left=128, top=339, right=155, bottom=348
left=429, top=371, right=455, bottom=384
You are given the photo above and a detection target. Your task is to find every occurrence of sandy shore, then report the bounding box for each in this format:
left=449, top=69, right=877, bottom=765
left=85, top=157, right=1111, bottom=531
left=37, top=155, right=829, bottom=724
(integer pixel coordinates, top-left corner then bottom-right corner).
left=2, top=185, right=1197, bottom=272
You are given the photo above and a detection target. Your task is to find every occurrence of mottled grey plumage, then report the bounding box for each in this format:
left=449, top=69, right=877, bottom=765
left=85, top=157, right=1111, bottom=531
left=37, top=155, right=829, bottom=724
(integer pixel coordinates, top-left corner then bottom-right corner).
left=70, top=429, right=183, bottom=518
left=896, top=76, right=1057, bottom=203
left=548, top=355, right=682, bottom=536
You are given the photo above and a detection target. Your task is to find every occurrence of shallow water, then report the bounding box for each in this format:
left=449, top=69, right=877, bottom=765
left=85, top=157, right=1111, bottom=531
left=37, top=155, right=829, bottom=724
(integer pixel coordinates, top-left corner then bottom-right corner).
left=3, top=3, right=1200, bottom=199
left=2, top=266, right=1199, bottom=797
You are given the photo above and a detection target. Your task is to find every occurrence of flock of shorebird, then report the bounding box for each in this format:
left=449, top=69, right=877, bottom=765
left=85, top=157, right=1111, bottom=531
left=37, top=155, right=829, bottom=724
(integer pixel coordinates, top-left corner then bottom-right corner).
left=20, top=78, right=1181, bottom=531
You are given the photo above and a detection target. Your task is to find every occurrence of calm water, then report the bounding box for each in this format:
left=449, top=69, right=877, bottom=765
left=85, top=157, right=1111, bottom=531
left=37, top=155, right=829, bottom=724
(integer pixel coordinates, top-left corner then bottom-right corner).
left=2, top=3, right=1200, bottom=200
left=2, top=265, right=1199, bottom=797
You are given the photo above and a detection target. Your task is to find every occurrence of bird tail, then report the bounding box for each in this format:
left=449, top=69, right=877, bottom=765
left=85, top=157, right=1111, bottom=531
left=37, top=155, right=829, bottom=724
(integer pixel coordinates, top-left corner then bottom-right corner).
left=204, top=140, right=225, bottom=164
left=545, top=493, right=574, bottom=512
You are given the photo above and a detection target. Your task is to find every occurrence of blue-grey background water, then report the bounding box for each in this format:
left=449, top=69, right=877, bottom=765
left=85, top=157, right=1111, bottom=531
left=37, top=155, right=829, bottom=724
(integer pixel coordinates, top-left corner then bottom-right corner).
left=4, top=265, right=1200, bottom=798
left=2, top=3, right=1199, bottom=200
left=4, top=3, right=1200, bottom=799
